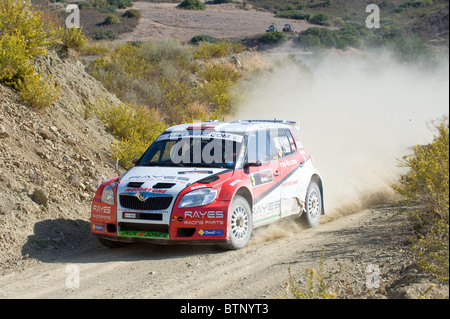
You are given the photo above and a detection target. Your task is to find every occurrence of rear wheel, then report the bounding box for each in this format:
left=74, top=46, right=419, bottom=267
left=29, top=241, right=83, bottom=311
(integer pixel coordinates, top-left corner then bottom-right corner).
left=223, top=195, right=253, bottom=250
left=302, top=181, right=322, bottom=227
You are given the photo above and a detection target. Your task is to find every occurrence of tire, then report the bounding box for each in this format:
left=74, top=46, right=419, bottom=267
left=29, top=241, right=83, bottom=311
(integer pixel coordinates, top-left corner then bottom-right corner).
left=98, top=237, right=128, bottom=248
left=222, top=195, right=253, bottom=250
left=302, top=181, right=322, bottom=227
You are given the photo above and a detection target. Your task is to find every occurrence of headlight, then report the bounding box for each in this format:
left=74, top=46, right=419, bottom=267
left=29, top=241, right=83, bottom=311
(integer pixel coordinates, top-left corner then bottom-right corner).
left=178, top=188, right=218, bottom=208
left=101, top=185, right=115, bottom=205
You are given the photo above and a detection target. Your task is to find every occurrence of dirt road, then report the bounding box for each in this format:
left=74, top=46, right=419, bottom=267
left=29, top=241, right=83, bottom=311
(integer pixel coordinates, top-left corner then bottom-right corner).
left=119, top=2, right=310, bottom=42
left=0, top=204, right=422, bottom=299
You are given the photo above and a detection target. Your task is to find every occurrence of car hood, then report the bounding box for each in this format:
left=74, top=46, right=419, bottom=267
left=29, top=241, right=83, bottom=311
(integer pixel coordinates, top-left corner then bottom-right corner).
left=118, top=166, right=230, bottom=198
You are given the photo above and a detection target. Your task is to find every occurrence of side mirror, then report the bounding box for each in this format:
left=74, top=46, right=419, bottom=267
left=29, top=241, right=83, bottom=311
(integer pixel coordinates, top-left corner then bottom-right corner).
left=131, top=158, right=139, bottom=165
left=244, top=160, right=262, bottom=168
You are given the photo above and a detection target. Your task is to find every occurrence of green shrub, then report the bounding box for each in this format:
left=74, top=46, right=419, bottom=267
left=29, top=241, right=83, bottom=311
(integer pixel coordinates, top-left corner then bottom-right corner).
left=394, top=119, right=449, bottom=282
left=0, top=33, right=34, bottom=87
left=91, top=39, right=242, bottom=125
left=298, top=24, right=363, bottom=50
left=0, top=0, right=59, bottom=108
left=275, top=10, right=310, bottom=20
left=58, top=27, right=86, bottom=50
left=92, top=29, right=118, bottom=40
left=107, top=0, right=133, bottom=9
left=17, top=71, right=59, bottom=109
left=93, top=99, right=167, bottom=168
left=0, top=0, right=57, bottom=57
left=399, top=1, right=424, bottom=8
left=190, top=35, right=221, bottom=45
left=259, top=31, right=287, bottom=45
left=177, top=0, right=206, bottom=10
left=122, top=9, right=142, bottom=19
left=193, top=41, right=246, bottom=59
left=104, top=14, right=120, bottom=25
left=309, top=13, right=330, bottom=26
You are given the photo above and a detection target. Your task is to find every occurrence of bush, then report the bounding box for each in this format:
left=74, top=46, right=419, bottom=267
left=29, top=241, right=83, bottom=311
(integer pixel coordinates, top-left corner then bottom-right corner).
left=107, top=0, right=133, bottom=9
left=275, top=10, right=311, bottom=20
left=309, top=13, right=330, bottom=26
left=122, top=9, right=142, bottom=19
left=259, top=31, right=287, bottom=45
left=0, top=33, right=33, bottom=87
left=93, top=99, right=167, bottom=168
left=58, top=27, right=86, bottom=50
left=104, top=14, right=120, bottom=25
left=394, top=119, right=449, bottom=282
left=0, top=0, right=59, bottom=108
left=92, top=29, right=118, bottom=40
left=399, top=1, right=424, bottom=8
left=177, top=0, right=206, bottom=10
left=298, top=24, right=363, bottom=50
left=193, top=41, right=246, bottom=59
left=0, top=0, right=57, bottom=57
left=91, top=39, right=243, bottom=125
left=190, top=35, right=221, bottom=45
left=17, top=71, right=59, bottom=109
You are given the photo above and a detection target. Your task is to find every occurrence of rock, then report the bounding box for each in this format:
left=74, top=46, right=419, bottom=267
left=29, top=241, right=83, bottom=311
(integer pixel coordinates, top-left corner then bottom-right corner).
left=0, top=124, right=9, bottom=138
left=31, top=188, right=49, bottom=207
left=38, top=128, right=53, bottom=141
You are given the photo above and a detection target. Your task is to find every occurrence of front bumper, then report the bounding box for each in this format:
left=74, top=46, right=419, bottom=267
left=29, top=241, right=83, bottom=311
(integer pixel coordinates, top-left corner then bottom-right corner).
left=93, top=232, right=229, bottom=246
left=91, top=199, right=231, bottom=244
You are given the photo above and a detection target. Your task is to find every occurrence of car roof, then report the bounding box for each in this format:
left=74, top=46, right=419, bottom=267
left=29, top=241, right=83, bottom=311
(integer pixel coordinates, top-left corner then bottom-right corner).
left=165, top=120, right=299, bottom=134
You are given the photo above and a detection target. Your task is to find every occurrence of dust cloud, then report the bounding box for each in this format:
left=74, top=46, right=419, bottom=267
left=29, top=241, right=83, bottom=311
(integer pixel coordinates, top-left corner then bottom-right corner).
left=236, top=49, right=449, bottom=222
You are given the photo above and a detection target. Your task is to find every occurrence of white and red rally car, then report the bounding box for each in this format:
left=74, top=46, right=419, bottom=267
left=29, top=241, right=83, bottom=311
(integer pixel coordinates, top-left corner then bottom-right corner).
left=91, top=120, right=324, bottom=250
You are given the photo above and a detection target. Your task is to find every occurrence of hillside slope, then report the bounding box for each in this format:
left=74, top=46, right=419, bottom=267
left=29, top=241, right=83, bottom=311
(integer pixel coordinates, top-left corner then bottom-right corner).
left=0, top=45, right=120, bottom=270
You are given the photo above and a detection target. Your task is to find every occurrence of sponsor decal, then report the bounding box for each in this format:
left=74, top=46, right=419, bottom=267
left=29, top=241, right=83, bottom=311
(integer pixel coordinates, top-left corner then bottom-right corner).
left=157, top=132, right=243, bottom=143
left=253, top=199, right=281, bottom=216
left=124, top=188, right=168, bottom=194
left=190, top=185, right=207, bottom=190
left=124, top=212, right=136, bottom=219
left=92, top=214, right=111, bottom=221
left=198, top=229, right=224, bottom=236
left=229, top=179, right=242, bottom=186
left=184, top=211, right=224, bottom=219
left=92, top=204, right=111, bottom=214
left=128, top=176, right=190, bottom=182
left=119, top=230, right=169, bottom=239
left=250, top=170, right=273, bottom=187
left=92, top=224, right=105, bottom=232
left=282, top=180, right=298, bottom=188
left=279, top=159, right=298, bottom=169
left=178, top=171, right=213, bottom=175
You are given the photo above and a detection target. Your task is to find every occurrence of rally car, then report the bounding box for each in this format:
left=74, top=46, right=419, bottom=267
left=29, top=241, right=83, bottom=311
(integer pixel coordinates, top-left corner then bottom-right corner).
left=91, top=120, right=324, bottom=250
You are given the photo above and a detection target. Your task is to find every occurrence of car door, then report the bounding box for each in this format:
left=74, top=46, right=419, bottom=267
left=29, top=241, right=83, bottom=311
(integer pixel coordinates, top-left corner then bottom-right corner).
left=277, top=128, right=309, bottom=217
left=245, top=129, right=282, bottom=226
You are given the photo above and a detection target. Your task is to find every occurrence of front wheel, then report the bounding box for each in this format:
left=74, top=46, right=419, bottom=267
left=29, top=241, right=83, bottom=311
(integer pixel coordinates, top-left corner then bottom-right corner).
left=222, top=195, right=253, bottom=250
left=302, top=181, right=322, bottom=227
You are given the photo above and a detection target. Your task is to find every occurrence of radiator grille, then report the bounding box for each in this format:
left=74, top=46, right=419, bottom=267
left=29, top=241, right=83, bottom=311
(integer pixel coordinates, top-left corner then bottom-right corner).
left=119, top=195, right=173, bottom=210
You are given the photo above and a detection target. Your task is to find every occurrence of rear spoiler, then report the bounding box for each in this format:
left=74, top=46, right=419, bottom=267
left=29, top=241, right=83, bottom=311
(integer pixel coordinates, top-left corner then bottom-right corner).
left=238, top=119, right=300, bottom=130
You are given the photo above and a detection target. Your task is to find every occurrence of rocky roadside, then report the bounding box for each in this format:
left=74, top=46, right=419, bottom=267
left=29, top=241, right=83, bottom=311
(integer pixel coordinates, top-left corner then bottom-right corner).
left=0, top=45, right=120, bottom=271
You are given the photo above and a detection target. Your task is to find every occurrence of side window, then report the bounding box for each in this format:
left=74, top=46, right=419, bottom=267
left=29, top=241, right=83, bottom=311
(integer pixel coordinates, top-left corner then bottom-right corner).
left=277, top=129, right=297, bottom=157
left=267, top=129, right=281, bottom=160
left=246, top=132, right=258, bottom=163
left=246, top=130, right=274, bottom=163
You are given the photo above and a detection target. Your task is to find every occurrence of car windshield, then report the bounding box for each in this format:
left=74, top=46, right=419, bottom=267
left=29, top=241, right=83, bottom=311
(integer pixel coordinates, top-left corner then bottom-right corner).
left=137, top=130, right=244, bottom=169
